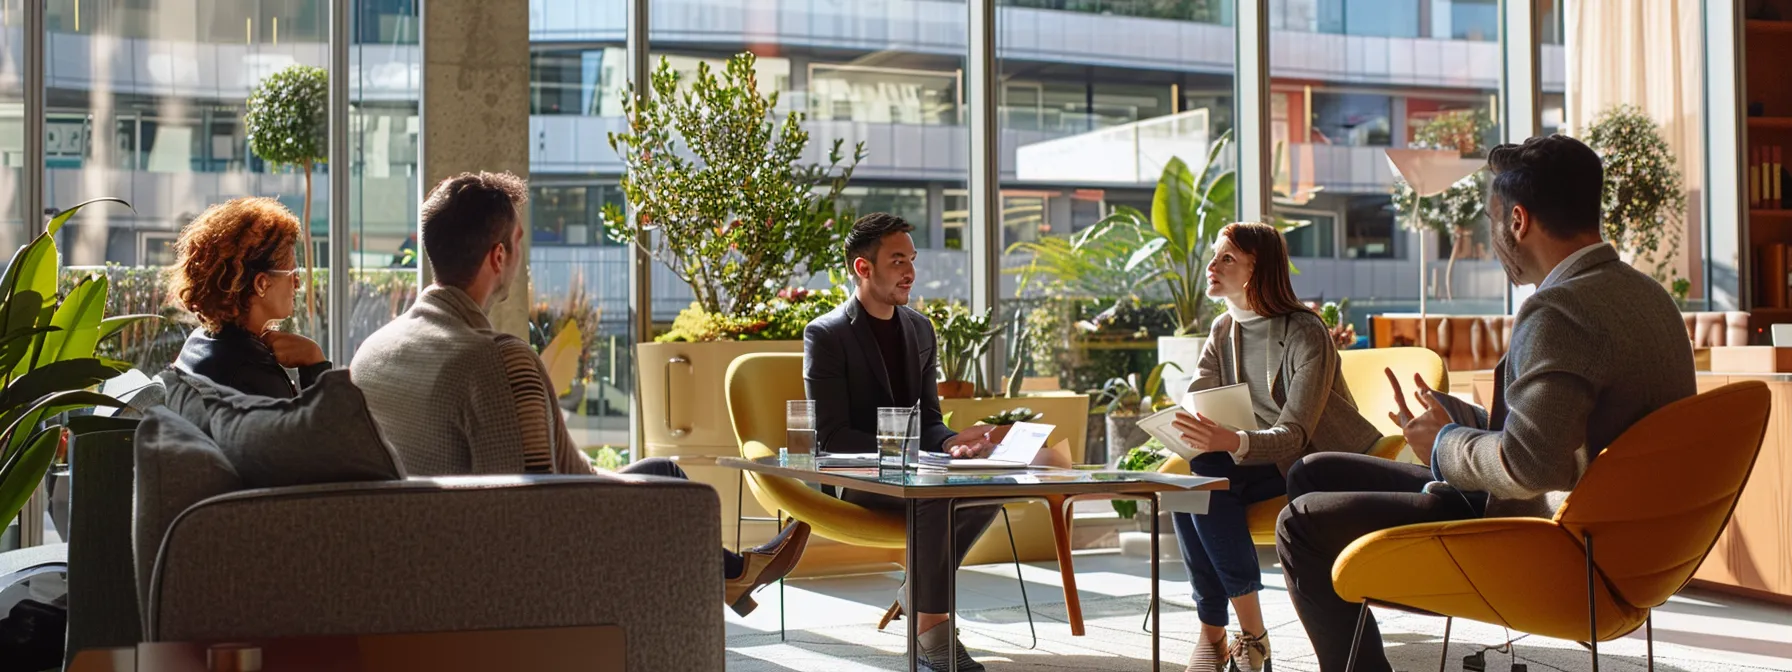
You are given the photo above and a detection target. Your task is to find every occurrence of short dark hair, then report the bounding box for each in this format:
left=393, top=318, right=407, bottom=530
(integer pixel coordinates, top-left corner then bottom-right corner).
left=844, top=212, right=914, bottom=275
left=421, top=171, right=529, bottom=287
left=1486, top=135, right=1604, bottom=239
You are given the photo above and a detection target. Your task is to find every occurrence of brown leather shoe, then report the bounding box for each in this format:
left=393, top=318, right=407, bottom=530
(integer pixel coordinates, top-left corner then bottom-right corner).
left=724, top=521, right=812, bottom=616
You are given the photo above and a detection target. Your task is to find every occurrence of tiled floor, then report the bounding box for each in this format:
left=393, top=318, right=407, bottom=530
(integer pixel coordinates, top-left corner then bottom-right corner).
left=725, top=549, right=1792, bottom=671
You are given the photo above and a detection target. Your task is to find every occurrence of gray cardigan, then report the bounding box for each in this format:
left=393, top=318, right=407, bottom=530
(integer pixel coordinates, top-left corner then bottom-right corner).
left=1190, top=310, right=1382, bottom=474
left=1433, top=243, right=1696, bottom=518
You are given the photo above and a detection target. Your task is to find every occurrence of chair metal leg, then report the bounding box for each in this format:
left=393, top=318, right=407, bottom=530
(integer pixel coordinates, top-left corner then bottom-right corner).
left=1001, top=507, right=1038, bottom=650
left=778, top=508, right=787, bottom=642
left=1346, top=601, right=1371, bottom=672
left=1438, top=616, right=1453, bottom=672
left=1585, top=532, right=1599, bottom=672
left=735, top=471, right=746, bottom=552
left=1646, top=613, right=1654, bottom=672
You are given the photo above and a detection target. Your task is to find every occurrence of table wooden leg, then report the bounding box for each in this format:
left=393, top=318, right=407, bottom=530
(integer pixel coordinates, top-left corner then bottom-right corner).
left=1046, top=495, right=1086, bottom=636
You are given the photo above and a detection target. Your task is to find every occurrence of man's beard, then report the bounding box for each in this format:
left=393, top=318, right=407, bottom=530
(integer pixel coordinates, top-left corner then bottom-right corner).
left=1491, top=219, right=1524, bottom=284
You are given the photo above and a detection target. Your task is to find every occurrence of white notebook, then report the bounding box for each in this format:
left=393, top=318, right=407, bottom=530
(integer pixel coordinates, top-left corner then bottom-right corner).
left=1135, top=383, right=1261, bottom=461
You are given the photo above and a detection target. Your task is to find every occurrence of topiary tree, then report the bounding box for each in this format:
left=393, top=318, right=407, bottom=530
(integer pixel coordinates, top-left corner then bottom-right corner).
left=1584, top=104, right=1686, bottom=284
left=244, top=64, right=328, bottom=329
left=1391, top=108, right=1494, bottom=300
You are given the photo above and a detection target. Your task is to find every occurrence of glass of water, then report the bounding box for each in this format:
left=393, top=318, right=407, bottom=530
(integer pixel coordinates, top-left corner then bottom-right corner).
left=786, top=400, right=816, bottom=455
left=876, top=406, right=914, bottom=477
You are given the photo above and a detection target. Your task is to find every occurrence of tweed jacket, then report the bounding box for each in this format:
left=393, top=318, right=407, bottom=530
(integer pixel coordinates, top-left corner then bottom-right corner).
left=1433, top=243, right=1697, bottom=518
left=1190, top=309, right=1382, bottom=474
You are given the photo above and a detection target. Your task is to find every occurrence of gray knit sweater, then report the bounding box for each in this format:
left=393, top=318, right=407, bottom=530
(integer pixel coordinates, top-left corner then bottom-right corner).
left=350, top=286, right=593, bottom=477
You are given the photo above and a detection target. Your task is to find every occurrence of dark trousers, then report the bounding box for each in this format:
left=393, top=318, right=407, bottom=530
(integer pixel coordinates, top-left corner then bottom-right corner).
left=621, top=458, right=746, bottom=579
left=1173, top=452, right=1288, bottom=628
left=1275, top=453, right=1480, bottom=672
left=840, top=490, right=998, bottom=614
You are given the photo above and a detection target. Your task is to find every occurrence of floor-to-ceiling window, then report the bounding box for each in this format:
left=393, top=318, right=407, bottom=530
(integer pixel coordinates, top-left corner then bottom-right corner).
left=1269, top=0, right=1505, bottom=329
left=996, top=0, right=1236, bottom=430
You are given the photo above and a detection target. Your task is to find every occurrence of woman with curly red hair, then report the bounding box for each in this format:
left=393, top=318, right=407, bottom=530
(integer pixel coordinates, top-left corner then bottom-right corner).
left=167, top=197, right=330, bottom=397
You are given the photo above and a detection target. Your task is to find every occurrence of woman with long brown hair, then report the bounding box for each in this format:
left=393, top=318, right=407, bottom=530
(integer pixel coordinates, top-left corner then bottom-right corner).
left=1170, top=222, right=1381, bottom=672
left=166, top=197, right=330, bottom=397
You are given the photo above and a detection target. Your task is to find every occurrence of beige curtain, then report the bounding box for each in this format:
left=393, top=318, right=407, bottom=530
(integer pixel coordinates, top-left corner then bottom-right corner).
left=1565, top=0, right=1704, bottom=295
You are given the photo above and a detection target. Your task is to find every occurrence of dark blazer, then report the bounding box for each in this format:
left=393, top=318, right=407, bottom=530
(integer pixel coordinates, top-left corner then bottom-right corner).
left=174, top=324, right=331, bottom=399
left=803, top=296, right=955, bottom=454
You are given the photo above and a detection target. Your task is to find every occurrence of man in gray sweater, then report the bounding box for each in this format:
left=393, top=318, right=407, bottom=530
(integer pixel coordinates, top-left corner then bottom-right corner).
left=352, top=171, right=810, bottom=617
left=1275, top=135, right=1697, bottom=672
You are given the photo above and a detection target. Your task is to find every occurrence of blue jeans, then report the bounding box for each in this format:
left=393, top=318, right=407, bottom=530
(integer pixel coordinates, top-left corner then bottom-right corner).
left=1172, top=452, right=1288, bottom=628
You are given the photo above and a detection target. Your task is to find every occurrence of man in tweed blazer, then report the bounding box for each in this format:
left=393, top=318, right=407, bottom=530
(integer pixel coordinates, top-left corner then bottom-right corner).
left=353, top=172, right=811, bottom=618
left=1275, top=135, right=1697, bottom=672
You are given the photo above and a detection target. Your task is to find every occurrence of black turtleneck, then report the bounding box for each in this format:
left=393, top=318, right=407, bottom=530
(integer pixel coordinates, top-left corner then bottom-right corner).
left=866, top=310, right=911, bottom=402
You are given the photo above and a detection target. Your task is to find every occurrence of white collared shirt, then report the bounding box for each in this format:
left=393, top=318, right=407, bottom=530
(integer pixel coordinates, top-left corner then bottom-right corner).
left=1540, top=242, right=1612, bottom=290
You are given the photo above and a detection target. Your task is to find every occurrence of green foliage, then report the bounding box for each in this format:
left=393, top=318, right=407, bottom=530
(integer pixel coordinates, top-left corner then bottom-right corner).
left=1111, top=439, right=1171, bottom=518
left=1080, top=132, right=1249, bottom=336
left=1, top=198, right=144, bottom=527
left=979, top=406, right=1043, bottom=426
left=602, top=53, right=866, bottom=322
left=1007, top=220, right=1157, bottom=304
left=244, top=65, right=328, bottom=167
left=582, top=446, right=628, bottom=470
left=918, top=300, right=1001, bottom=392
left=656, top=286, right=848, bottom=343
left=1585, top=104, right=1687, bottom=283
left=1090, top=360, right=1181, bottom=417
left=1671, top=276, right=1692, bottom=309
left=1004, top=308, right=1032, bottom=398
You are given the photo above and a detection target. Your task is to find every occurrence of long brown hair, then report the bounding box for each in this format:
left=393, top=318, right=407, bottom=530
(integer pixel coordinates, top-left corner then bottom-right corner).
left=1220, top=222, right=1315, bottom=318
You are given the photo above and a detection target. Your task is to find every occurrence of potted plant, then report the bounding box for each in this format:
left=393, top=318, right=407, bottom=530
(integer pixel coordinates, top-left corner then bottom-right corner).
left=599, top=52, right=863, bottom=457
left=1079, top=132, right=1247, bottom=396
left=919, top=300, right=1001, bottom=399
left=1391, top=109, right=1493, bottom=301
left=1, top=199, right=159, bottom=528
left=1089, top=361, right=1179, bottom=466
left=1110, top=440, right=1171, bottom=521
left=1318, top=298, right=1357, bottom=350
left=978, top=406, right=1043, bottom=426
left=1584, top=104, right=1687, bottom=284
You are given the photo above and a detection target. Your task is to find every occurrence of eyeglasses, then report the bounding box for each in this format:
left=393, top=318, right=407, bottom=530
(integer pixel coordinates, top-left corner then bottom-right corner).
left=266, top=268, right=307, bottom=282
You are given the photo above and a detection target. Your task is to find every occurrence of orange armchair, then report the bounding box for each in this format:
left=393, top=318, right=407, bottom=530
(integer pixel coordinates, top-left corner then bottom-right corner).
left=1330, top=382, right=1772, bottom=670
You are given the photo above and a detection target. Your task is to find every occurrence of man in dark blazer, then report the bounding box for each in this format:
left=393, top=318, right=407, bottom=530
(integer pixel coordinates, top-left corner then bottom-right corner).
left=804, top=212, right=1005, bottom=671
left=1275, top=135, right=1698, bottom=672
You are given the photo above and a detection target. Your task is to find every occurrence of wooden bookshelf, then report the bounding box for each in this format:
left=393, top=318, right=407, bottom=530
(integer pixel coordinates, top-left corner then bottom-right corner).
left=1750, top=117, right=1792, bottom=130
left=1745, top=7, right=1792, bottom=326
left=1749, top=19, right=1792, bottom=34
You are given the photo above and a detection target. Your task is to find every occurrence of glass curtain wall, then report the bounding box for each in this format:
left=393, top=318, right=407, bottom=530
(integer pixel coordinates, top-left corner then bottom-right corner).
left=46, top=0, right=337, bottom=370
left=996, top=0, right=1237, bottom=416
left=1269, top=0, right=1505, bottom=331
left=348, top=0, right=421, bottom=356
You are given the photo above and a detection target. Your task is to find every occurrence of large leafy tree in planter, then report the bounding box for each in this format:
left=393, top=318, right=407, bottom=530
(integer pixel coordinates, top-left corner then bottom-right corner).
left=1391, top=108, right=1493, bottom=301
left=244, top=64, right=327, bottom=330
left=1585, top=104, right=1686, bottom=284
left=601, top=53, right=865, bottom=321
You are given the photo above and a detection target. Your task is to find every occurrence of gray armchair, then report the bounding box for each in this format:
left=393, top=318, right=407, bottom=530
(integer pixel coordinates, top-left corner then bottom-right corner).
left=144, top=475, right=725, bottom=671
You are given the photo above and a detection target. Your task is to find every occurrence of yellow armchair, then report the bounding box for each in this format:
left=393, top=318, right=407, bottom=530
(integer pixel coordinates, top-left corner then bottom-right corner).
left=1331, top=381, right=1771, bottom=668
left=725, top=353, right=908, bottom=549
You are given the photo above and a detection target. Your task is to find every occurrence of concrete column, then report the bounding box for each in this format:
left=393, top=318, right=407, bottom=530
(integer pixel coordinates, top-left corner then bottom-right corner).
left=421, top=0, right=532, bottom=339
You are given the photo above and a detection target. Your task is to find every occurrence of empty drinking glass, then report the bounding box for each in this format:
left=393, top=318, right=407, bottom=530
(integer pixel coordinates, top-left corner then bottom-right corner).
left=786, top=400, right=816, bottom=455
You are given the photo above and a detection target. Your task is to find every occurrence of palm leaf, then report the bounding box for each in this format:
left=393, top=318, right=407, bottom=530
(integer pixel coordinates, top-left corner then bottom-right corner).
left=1150, top=157, right=1195, bottom=255
left=97, top=314, right=163, bottom=343
left=45, top=197, right=133, bottom=237
left=0, top=427, right=61, bottom=527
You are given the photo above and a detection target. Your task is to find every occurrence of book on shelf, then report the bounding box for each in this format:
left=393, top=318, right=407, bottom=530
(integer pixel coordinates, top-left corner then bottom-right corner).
left=1762, top=242, right=1788, bottom=309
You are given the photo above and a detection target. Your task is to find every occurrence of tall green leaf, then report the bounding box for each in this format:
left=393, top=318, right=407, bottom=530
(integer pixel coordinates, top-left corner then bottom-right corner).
left=0, top=427, right=61, bottom=527
left=0, top=359, right=125, bottom=413
left=44, top=197, right=133, bottom=237
left=1150, top=157, right=1195, bottom=255
left=1, top=235, right=58, bottom=311
left=1199, top=171, right=1238, bottom=241
left=1125, top=237, right=1168, bottom=273
left=97, top=314, right=163, bottom=342
left=38, top=275, right=108, bottom=366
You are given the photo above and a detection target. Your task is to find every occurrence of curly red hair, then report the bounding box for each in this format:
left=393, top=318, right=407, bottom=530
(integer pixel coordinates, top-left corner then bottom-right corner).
left=166, top=198, right=301, bottom=332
